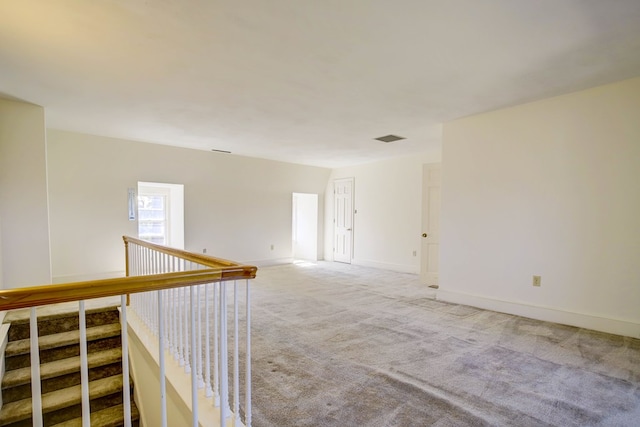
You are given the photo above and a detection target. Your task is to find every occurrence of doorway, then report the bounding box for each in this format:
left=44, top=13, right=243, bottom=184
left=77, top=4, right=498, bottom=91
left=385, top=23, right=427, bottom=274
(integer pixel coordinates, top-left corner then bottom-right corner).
left=292, top=193, right=318, bottom=261
left=333, top=178, right=354, bottom=264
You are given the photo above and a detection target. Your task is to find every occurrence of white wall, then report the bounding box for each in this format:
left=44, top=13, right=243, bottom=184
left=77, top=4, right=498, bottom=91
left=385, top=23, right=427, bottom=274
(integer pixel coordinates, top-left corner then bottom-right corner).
left=325, top=152, right=441, bottom=273
left=440, top=76, right=640, bottom=338
left=47, top=130, right=331, bottom=282
left=0, top=98, right=52, bottom=288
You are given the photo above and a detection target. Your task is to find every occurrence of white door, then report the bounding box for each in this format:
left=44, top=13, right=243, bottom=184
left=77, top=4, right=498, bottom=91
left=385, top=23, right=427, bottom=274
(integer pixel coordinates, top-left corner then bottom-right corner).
left=334, top=178, right=354, bottom=263
left=420, top=164, right=441, bottom=286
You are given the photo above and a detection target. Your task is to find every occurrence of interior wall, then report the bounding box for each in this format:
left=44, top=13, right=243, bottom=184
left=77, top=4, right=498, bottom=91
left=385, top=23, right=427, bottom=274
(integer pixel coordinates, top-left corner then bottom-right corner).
left=325, top=151, right=441, bottom=273
left=440, top=76, right=640, bottom=338
left=0, top=98, right=52, bottom=288
left=46, top=130, right=331, bottom=282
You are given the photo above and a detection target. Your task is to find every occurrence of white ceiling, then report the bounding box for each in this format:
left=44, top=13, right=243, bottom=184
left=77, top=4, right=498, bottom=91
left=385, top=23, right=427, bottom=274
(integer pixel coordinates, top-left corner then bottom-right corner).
left=2, top=1, right=640, bottom=168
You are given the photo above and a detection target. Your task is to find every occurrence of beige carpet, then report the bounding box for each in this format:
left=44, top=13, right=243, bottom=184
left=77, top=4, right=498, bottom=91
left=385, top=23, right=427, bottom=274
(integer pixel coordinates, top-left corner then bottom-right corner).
left=244, top=262, right=640, bottom=427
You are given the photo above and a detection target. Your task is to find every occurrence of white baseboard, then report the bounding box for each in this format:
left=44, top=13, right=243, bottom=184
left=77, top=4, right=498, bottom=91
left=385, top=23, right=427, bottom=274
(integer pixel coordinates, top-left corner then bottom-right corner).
left=437, top=289, right=640, bottom=339
left=351, top=259, right=419, bottom=274
left=241, top=257, right=294, bottom=268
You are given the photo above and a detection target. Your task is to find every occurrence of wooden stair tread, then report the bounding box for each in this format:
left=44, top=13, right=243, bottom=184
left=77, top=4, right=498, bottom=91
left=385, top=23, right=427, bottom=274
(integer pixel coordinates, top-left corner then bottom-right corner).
left=3, top=299, right=121, bottom=324
left=50, top=403, right=140, bottom=427
left=2, top=347, right=122, bottom=389
left=5, top=323, right=121, bottom=357
left=0, top=375, right=124, bottom=425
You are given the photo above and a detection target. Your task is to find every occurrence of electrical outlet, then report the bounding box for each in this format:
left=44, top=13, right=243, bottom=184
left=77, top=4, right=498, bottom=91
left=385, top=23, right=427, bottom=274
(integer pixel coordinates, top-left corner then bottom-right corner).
left=203, top=248, right=207, bottom=254
left=412, top=250, right=417, bottom=256
left=270, top=244, right=274, bottom=250
left=532, top=275, right=541, bottom=287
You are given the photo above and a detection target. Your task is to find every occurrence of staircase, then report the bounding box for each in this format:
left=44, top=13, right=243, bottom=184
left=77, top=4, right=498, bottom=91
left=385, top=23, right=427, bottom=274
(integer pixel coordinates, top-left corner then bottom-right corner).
left=0, top=305, right=140, bottom=426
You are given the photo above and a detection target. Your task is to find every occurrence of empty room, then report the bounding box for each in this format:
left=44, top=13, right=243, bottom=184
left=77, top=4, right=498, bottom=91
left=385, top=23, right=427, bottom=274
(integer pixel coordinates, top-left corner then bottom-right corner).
left=1, top=1, right=639, bottom=426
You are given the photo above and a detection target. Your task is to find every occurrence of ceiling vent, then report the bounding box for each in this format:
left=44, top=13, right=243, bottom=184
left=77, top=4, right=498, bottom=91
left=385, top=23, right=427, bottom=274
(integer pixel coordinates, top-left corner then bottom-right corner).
left=374, top=134, right=405, bottom=143
left=211, top=149, right=231, bottom=154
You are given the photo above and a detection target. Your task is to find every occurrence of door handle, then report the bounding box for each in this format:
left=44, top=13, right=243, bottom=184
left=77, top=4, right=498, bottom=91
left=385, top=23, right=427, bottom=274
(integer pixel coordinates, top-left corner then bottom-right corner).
left=422, top=233, right=427, bottom=238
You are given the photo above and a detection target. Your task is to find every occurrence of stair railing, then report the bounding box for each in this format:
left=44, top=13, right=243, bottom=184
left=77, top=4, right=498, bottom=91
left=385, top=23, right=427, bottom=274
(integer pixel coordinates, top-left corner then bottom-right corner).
left=0, top=236, right=257, bottom=427
left=124, top=236, right=256, bottom=427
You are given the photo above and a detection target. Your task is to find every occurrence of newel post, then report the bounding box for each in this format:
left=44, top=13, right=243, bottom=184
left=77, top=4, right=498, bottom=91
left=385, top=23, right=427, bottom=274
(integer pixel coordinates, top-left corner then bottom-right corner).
left=123, top=236, right=131, bottom=306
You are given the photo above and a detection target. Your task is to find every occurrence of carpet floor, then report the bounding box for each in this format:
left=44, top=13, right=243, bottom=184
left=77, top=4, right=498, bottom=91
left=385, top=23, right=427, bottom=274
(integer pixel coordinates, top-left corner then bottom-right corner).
left=247, top=262, right=640, bottom=427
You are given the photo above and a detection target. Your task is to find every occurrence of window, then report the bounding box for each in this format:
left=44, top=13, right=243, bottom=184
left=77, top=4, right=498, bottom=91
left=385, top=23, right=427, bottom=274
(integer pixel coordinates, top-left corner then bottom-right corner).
left=137, top=182, right=184, bottom=249
left=138, top=192, right=169, bottom=245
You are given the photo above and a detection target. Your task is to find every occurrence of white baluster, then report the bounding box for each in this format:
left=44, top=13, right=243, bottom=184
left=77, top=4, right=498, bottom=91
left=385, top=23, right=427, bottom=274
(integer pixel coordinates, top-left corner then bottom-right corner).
left=130, top=244, right=135, bottom=276
left=167, top=288, right=173, bottom=353
left=121, top=295, right=132, bottom=427
left=213, top=282, right=220, bottom=406
left=205, top=283, right=213, bottom=397
left=167, top=291, right=171, bottom=350
left=158, top=290, right=168, bottom=427
left=79, top=301, right=91, bottom=426
left=233, top=281, right=240, bottom=426
left=154, top=251, right=159, bottom=274
left=220, top=282, right=229, bottom=425
left=145, top=292, right=151, bottom=329
left=184, top=286, right=191, bottom=373
left=246, top=279, right=252, bottom=427
left=178, top=286, right=185, bottom=366
left=152, top=292, right=156, bottom=333
left=130, top=244, right=134, bottom=276
left=30, top=308, right=43, bottom=427
left=197, top=284, right=204, bottom=388
left=165, top=289, right=170, bottom=349
left=144, top=292, right=149, bottom=329
left=153, top=290, right=158, bottom=336
left=170, top=288, right=176, bottom=358
left=142, top=247, right=146, bottom=275
left=190, top=286, right=199, bottom=427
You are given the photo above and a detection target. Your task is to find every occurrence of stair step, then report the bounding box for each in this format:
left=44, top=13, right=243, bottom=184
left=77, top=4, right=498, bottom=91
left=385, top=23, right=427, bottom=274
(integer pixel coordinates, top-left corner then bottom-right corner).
left=50, top=403, right=140, bottom=427
left=5, top=304, right=120, bottom=342
left=5, top=323, right=122, bottom=357
left=0, top=375, right=124, bottom=426
left=2, top=348, right=122, bottom=389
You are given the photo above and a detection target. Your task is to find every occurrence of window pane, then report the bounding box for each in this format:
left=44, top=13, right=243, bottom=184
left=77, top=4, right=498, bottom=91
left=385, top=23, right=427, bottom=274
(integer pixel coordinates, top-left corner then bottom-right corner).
left=139, top=209, right=165, bottom=220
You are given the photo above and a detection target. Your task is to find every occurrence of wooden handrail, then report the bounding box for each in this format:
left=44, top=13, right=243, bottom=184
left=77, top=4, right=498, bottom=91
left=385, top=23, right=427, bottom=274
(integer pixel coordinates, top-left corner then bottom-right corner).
left=123, top=235, right=257, bottom=282
left=123, top=236, right=245, bottom=269
left=0, top=270, right=221, bottom=311
left=0, top=238, right=258, bottom=312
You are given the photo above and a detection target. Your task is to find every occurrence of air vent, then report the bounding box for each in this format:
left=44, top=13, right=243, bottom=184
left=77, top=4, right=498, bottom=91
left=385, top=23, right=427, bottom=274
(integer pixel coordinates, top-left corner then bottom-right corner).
left=374, top=134, right=405, bottom=143
left=211, top=149, right=231, bottom=154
